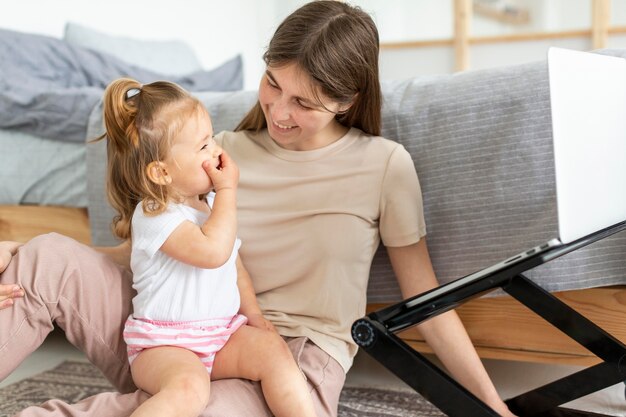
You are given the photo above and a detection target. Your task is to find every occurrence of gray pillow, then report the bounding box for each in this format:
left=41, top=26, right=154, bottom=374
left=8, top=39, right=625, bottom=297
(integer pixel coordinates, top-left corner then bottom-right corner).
left=63, top=22, right=203, bottom=76
left=0, top=28, right=243, bottom=143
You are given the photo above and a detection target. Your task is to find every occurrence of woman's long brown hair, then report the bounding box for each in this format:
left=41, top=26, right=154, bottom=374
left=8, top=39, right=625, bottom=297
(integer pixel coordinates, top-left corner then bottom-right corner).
left=236, top=0, right=381, bottom=136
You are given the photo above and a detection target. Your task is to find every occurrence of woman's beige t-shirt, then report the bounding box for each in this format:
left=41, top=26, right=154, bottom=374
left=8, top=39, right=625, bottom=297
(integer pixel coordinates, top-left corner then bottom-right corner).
left=216, top=128, right=426, bottom=372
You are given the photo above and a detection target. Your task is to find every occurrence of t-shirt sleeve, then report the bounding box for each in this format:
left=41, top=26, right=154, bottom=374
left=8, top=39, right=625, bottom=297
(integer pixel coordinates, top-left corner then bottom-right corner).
left=132, top=205, right=189, bottom=258
left=379, top=145, right=427, bottom=247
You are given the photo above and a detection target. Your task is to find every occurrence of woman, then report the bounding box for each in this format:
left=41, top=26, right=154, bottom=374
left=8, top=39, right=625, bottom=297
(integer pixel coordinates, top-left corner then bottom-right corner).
left=0, top=2, right=515, bottom=416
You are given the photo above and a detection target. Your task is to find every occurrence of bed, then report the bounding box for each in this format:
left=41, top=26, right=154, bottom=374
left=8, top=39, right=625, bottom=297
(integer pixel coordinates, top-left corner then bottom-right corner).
left=1, top=24, right=625, bottom=368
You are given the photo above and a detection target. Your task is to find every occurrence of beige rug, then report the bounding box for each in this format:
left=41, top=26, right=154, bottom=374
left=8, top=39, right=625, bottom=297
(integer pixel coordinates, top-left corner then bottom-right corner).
left=0, top=361, right=445, bottom=416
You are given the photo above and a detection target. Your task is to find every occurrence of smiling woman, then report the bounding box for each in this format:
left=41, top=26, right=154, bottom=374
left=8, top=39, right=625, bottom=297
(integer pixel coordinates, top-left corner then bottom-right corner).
left=3, top=2, right=626, bottom=415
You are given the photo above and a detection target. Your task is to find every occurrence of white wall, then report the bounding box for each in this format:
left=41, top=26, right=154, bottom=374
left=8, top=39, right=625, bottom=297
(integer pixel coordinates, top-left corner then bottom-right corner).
left=0, top=0, right=281, bottom=89
left=373, top=0, right=626, bottom=80
left=1, top=0, right=625, bottom=88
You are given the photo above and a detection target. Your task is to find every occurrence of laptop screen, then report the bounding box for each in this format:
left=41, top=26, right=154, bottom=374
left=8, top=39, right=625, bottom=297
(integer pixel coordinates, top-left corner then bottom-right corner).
left=548, top=47, right=626, bottom=244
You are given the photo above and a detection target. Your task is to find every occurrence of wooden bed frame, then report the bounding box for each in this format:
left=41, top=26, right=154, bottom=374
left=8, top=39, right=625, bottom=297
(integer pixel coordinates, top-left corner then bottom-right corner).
left=1, top=204, right=624, bottom=367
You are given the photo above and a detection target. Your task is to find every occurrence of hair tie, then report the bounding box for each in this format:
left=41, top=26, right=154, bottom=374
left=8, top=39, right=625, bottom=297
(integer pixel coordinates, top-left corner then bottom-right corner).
left=126, top=88, right=141, bottom=100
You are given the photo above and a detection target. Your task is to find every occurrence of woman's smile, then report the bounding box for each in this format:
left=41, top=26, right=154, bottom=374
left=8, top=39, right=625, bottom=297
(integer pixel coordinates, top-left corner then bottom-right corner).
left=272, top=119, right=297, bottom=132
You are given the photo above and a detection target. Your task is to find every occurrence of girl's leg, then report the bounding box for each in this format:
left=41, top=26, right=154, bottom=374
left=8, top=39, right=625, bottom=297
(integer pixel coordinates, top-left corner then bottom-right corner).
left=211, top=326, right=318, bottom=417
left=129, top=346, right=211, bottom=417
left=0, top=233, right=135, bottom=392
left=10, top=339, right=344, bottom=417
left=202, top=337, right=345, bottom=417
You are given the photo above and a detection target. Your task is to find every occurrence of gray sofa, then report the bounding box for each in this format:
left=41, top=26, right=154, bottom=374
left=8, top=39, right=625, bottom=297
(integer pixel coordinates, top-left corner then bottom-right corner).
left=86, top=50, right=626, bottom=303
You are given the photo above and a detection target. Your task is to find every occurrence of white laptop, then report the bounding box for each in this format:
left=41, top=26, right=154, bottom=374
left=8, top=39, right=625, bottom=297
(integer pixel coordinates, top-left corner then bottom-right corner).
left=410, top=47, right=626, bottom=302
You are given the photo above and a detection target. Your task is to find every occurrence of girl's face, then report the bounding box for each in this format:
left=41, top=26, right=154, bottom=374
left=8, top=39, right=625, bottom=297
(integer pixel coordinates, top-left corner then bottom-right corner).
left=258, top=63, right=350, bottom=151
left=165, top=108, right=220, bottom=200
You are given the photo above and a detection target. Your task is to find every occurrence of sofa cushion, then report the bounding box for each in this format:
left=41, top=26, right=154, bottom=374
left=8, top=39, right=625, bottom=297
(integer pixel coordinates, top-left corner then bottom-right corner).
left=64, top=22, right=203, bottom=76
left=0, top=130, right=86, bottom=206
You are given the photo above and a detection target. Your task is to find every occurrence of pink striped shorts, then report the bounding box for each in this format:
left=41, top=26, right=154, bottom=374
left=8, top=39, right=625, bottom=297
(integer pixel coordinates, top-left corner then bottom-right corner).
left=123, top=314, right=247, bottom=373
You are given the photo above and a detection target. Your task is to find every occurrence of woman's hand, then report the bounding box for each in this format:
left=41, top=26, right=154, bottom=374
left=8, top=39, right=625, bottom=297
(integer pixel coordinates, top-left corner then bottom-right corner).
left=0, top=241, right=25, bottom=310
left=0, top=284, right=24, bottom=310
left=246, top=312, right=277, bottom=333
left=0, top=241, right=23, bottom=274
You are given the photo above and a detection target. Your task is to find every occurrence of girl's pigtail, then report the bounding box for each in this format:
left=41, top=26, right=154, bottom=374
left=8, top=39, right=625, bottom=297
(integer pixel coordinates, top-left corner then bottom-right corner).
left=101, top=78, right=142, bottom=152
left=99, top=78, right=144, bottom=240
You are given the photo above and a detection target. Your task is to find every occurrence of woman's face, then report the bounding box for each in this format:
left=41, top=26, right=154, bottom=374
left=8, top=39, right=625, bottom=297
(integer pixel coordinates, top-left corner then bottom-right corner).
left=258, top=63, right=350, bottom=151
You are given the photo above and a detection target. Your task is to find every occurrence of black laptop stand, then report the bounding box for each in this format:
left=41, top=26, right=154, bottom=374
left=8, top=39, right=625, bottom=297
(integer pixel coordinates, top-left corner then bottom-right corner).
left=352, top=221, right=626, bottom=417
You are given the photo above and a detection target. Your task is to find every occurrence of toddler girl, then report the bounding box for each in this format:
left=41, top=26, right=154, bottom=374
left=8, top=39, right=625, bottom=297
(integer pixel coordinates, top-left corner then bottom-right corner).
left=100, top=78, right=318, bottom=417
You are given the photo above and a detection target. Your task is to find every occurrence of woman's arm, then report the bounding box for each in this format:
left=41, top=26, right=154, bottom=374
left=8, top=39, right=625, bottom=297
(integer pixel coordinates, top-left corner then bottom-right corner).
left=234, top=255, right=275, bottom=332
left=387, top=238, right=516, bottom=417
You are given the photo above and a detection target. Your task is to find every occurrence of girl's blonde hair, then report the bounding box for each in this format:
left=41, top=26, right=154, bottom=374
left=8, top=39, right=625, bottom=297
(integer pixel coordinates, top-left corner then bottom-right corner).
left=236, top=0, right=381, bottom=136
left=97, top=78, right=202, bottom=240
